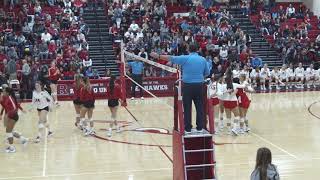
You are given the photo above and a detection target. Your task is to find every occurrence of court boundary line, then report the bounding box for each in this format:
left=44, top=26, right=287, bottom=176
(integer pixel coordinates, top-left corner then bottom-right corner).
left=0, top=168, right=172, bottom=180
left=307, top=100, right=320, bottom=119
left=250, top=132, right=298, bottom=159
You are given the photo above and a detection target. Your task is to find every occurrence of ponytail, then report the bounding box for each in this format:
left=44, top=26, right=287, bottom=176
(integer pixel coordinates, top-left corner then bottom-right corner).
left=109, top=75, right=116, bottom=95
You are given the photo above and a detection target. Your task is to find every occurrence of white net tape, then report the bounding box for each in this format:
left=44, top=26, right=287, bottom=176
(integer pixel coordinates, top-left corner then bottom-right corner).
left=123, top=51, right=178, bottom=74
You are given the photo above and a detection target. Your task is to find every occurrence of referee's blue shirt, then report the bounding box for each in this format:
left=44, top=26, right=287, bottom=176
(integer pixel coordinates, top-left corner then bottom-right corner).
left=169, top=53, right=210, bottom=83
left=128, top=61, right=144, bottom=75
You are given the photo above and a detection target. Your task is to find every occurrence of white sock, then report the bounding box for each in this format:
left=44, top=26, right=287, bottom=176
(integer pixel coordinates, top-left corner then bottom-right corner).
left=233, top=117, right=239, bottom=129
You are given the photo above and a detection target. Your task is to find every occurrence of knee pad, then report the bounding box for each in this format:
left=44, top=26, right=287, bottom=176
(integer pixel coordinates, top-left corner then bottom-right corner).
left=240, top=118, right=245, bottom=123
left=76, top=114, right=80, bottom=118
left=51, top=92, right=57, bottom=96
left=38, top=123, right=45, bottom=129
left=88, top=118, right=93, bottom=122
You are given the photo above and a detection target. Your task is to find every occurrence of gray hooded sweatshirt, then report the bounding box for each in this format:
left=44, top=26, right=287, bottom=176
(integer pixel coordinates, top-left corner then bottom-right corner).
left=250, top=164, right=280, bottom=180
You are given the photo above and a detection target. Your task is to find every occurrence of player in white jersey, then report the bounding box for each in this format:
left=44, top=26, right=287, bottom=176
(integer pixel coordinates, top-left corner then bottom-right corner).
left=250, top=67, right=260, bottom=88
left=279, top=64, right=289, bottom=90
left=30, top=82, right=54, bottom=143
left=240, top=65, right=250, bottom=82
left=259, top=64, right=271, bottom=90
left=304, top=64, right=316, bottom=89
left=208, top=75, right=223, bottom=134
left=270, top=67, right=281, bottom=90
left=217, top=77, right=226, bottom=131
left=295, top=63, right=305, bottom=88
left=286, top=63, right=295, bottom=88
left=232, top=64, right=241, bottom=82
left=315, top=68, right=320, bottom=83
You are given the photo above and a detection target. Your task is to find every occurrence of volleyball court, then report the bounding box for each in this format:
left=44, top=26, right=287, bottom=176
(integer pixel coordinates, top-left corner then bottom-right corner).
left=120, top=44, right=217, bottom=180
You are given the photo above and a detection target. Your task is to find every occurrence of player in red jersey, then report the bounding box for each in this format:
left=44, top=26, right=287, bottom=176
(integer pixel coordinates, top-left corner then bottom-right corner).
left=79, top=77, right=95, bottom=136
left=48, top=61, right=60, bottom=105
left=236, top=74, right=254, bottom=133
left=106, top=75, right=122, bottom=137
left=0, top=87, right=27, bottom=153
left=73, top=74, right=83, bottom=128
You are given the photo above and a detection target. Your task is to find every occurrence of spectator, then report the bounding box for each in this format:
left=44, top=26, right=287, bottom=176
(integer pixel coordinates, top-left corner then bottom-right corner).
left=20, top=59, right=31, bottom=99
left=39, top=41, right=49, bottom=60
left=41, top=30, right=52, bottom=43
left=251, top=55, right=263, bottom=68
left=129, top=20, right=139, bottom=33
left=250, top=147, right=280, bottom=180
left=7, top=58, right=17, bottom=81
left=286, top=4, right=295, bottom=19
left=7, top=47, right=19, bottom=61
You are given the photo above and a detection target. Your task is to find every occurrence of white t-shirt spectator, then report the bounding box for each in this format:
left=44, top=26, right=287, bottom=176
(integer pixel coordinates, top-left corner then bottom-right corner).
left=136, top=31, right=144, bottom=39
left=83, top=59, right=92, bottom=67
left=219, top=48, right=228, bottom=59
left=287, top=7, right=295, bottom=15
left=41, top=32, right=52, bottom=43
left=77, top=33, right=86, bottom=42
left=129, top=23, right=139, bottom=32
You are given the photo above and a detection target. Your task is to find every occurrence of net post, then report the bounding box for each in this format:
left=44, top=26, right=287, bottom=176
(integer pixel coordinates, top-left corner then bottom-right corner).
left=177, top=70, right=184, bottom=133
left=120, top=41, right=127, bottom=107
left=205, top=84, right=214, bottom=134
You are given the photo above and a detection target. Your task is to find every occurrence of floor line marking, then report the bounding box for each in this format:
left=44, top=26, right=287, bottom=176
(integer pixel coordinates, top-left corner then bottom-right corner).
left=0, top=168, right=171, bottom=179
left=42, top=129, right=48, bottom=176
left=158, top=146, right=173, bottom=163
left=251, top=132, right=298, bottom=159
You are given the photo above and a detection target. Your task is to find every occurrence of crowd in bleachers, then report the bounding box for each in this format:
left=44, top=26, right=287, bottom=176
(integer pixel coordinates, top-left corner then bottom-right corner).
left=0, top=0, right=92, bottom=98
left=251, top=2, right=320, bottom=64
left=108, top=0, right=319, bottom=89
left=109, top=0, right=257, bottom=77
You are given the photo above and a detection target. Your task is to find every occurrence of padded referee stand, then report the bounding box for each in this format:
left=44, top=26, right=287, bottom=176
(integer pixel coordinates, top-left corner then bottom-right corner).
left=173, top=84, right=216, bottom=180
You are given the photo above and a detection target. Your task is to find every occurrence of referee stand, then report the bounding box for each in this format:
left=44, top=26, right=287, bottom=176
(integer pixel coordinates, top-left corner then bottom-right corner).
left=173, top=79, right=217, bottom=180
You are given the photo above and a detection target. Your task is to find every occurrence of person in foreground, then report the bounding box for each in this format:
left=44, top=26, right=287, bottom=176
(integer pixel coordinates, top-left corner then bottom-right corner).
left=150, top=43, right=210, bottom=134
left=251, top=147, right=280, bottom=180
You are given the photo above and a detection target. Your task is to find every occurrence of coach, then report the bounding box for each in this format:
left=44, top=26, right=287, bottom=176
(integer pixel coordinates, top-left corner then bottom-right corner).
left=150, top=43, right=210, bottom=134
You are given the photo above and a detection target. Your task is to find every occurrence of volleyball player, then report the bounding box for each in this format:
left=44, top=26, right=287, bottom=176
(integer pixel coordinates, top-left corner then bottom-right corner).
left=237, top=74, right=254, bottom=133
left=73, top=74, right=83, bottom=128
left=240, top=64, right=250, bottom=82
left=48, top=61, right=60, bottom=105
left=279, top=64, right=288, bottom=90
left=217, top=76, right=226, bottom=131
left=305, top=64, right=316, bottom=89
left=106, top=76, right=122, bottom=137
left=295, top=63, right=305, bottom=89
left=232, top=64, right=241, bottom=83
left=259, top=64, right=270, bottom=91
left=286, top=63, right=295, bottom=89
left=79, top=77, right=95, bottom=136
left=222, top=68, right=247, bottom=135
left=208, top=75, right=222, bottom=135
left=0, top=87, right=26, bottom=153
left=250, top=67, right=260, bottom=88
left=270, top=67, right=281, bottom=90
left=30, top=82, right=54, bottom=143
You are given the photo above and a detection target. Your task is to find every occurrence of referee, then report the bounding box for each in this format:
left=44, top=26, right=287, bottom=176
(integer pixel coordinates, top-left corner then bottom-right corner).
left=150, top=43, right=210, bottom=134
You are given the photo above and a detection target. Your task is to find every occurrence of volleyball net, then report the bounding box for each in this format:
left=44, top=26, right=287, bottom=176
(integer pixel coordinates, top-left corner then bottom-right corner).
left=119, top=42, right=179, bottom=103
left=118, top=42, right=214, bottom=133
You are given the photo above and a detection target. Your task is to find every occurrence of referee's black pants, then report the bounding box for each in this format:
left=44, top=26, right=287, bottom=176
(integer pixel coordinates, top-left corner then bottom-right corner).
left=182, top=82, right=205, bottom=132
left=131, top=74, right=143, bottom=98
